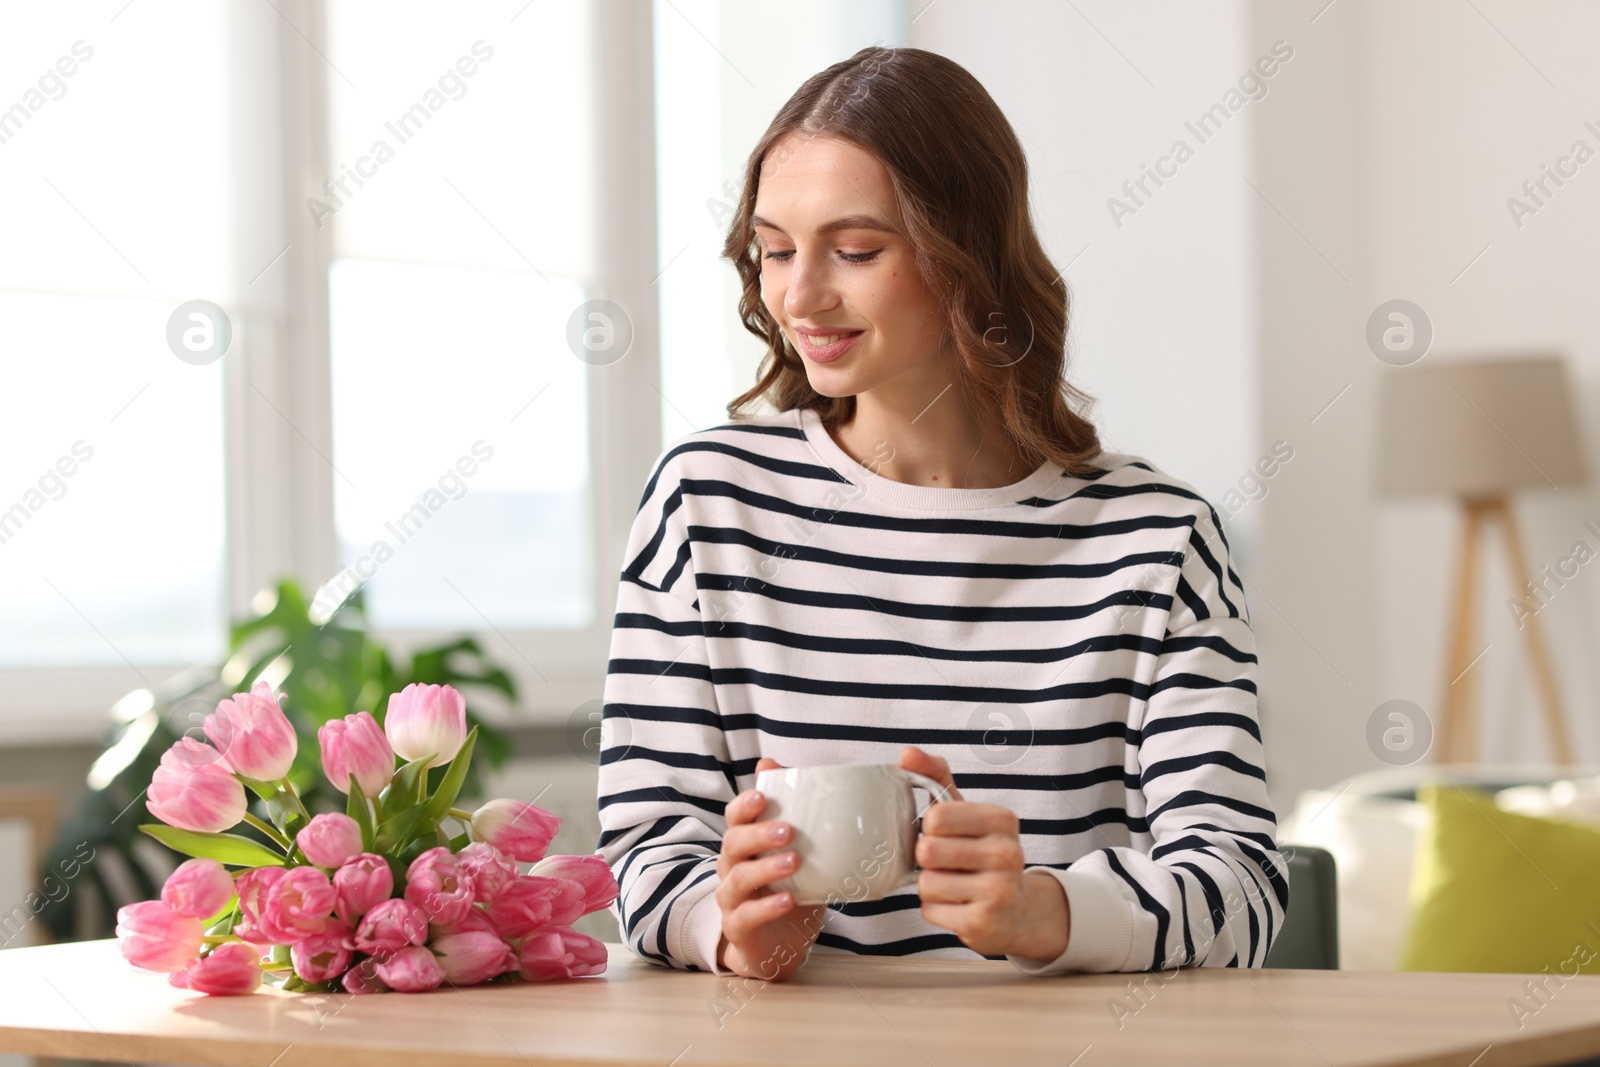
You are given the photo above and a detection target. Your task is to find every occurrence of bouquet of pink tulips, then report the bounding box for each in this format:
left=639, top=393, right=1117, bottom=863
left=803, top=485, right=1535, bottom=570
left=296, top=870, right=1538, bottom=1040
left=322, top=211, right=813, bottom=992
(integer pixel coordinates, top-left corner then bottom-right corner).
left=115, top=680, right=616, bottom=995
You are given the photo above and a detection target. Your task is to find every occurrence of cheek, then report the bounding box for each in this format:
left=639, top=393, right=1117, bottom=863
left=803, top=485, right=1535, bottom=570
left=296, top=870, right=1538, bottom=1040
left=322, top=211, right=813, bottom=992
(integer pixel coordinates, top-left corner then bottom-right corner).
left=873, top=268, right=940, bottom=344
left=760, top=273, right=783, bottom=319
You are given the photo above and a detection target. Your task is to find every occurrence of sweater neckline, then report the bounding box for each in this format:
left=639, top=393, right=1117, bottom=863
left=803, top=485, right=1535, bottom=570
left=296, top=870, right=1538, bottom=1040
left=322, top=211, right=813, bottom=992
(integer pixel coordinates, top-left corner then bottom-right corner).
left=796, top=406, right=1068, bottom=511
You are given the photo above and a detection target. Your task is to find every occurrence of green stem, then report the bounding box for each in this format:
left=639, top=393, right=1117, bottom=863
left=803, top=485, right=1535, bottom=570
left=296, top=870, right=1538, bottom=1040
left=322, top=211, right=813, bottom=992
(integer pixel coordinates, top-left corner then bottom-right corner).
left=447, top=807, right=474, bottom=821
left=242, top=811, right=292, bottom=852
left=202, top=934, right=242, bottom=944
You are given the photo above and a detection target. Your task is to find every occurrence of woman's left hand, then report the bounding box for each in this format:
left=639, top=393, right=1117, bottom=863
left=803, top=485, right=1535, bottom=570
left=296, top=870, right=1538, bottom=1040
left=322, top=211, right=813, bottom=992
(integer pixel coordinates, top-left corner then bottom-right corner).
left=900, top=746, right=1070, bottom=959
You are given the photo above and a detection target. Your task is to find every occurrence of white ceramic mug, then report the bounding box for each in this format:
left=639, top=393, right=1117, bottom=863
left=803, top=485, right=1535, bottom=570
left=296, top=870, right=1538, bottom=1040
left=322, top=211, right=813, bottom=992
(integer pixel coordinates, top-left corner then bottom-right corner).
left=754, top=763, right=955, bottom=906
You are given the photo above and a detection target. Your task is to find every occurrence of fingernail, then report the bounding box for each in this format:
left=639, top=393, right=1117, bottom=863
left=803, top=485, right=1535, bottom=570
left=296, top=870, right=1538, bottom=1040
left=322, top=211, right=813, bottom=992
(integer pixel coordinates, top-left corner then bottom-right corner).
left=773, top=824, right=790, bottom=841
left=780, top=852, right=797, bottom=869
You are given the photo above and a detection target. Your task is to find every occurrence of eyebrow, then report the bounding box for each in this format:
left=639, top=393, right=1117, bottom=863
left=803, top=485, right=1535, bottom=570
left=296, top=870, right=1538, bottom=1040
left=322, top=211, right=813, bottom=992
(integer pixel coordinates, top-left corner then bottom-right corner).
left=750, top=213, right=896, bottom=236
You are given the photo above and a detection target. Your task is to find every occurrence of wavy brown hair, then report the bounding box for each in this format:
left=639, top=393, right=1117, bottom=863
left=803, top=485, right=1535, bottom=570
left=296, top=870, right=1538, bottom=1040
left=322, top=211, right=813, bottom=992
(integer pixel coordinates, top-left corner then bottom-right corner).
left=722, top=46, right=1101, bottom=475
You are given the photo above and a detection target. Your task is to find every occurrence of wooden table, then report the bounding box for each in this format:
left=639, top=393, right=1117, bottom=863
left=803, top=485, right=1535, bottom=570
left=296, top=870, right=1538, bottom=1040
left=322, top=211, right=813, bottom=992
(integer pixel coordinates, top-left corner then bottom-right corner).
left=3, top=939, right=1600, bottom=1067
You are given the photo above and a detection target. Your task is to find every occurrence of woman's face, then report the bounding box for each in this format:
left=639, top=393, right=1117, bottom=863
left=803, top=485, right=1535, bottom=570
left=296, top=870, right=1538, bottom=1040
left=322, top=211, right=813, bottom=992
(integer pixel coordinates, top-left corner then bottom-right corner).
left=752, top=133, right=948, bottom=403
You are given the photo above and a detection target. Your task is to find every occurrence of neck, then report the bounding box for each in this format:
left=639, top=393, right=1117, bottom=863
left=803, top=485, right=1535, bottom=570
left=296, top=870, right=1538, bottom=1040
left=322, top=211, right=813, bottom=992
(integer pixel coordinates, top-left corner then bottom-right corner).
left=830, top=370, right=1033, bottom=490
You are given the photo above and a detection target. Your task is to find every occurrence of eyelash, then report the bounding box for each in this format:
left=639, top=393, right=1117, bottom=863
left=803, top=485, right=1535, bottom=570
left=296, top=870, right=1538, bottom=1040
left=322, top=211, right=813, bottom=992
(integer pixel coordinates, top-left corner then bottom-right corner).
left=762, top=249, right=882, bottom=264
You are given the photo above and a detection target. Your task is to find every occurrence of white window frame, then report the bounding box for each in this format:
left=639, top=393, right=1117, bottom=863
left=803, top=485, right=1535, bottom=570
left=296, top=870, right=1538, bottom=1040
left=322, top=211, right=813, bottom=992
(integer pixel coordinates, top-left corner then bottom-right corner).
left=0, top=0, right=661, bottom=744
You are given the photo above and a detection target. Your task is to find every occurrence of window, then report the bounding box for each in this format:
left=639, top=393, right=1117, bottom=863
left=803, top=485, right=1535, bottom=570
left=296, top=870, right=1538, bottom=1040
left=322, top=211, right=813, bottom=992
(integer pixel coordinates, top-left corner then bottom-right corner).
left=322, top=2, right=598, bottom=632
left=0, top=4, right=231, bottom=673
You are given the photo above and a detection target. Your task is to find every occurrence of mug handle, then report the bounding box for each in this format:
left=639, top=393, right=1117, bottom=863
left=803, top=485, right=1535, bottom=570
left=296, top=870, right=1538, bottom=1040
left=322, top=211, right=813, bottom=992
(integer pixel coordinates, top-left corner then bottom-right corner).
left=894, top=769, right=955, bottom=889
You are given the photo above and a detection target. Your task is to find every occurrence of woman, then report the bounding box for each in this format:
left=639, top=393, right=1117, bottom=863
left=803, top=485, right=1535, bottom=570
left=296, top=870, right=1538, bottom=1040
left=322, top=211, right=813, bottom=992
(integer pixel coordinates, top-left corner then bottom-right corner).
left=597, top=46, right=1284, bottom=981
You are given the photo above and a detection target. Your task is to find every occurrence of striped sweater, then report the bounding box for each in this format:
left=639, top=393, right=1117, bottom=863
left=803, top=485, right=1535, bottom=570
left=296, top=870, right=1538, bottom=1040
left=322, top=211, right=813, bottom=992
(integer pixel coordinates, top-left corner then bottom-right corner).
left=595, top=405, right=1285, bottom=976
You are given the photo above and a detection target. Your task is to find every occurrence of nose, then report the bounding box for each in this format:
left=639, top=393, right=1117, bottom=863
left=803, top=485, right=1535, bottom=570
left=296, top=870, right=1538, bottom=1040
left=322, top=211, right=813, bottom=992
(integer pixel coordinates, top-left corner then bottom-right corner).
left=782, top=246, right=840, bottom=321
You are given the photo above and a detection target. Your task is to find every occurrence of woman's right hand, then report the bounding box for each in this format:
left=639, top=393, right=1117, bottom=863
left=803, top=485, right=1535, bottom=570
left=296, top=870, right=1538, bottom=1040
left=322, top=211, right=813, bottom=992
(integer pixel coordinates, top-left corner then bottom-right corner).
left=715, top=757, right=826, bottom=981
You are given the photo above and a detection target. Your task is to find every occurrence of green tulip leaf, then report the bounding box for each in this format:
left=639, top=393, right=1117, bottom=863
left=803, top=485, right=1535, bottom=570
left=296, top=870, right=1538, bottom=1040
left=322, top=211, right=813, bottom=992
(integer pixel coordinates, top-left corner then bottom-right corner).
left=421, top=726, right=478, bottom=826
left=373, top=803, right=427, bottom=855
left=348, top=775, right=375, bottom=852
left=380, top=755, right=435, bottom=820
left=138, top=824, right=287, bottom=868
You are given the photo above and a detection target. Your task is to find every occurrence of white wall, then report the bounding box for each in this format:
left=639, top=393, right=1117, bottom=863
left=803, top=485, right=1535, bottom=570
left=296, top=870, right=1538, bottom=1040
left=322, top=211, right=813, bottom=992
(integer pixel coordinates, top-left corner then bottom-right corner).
left=1358, top=0, right=1600, bottom=768
left=1250, top=0, right=1375, bottom=817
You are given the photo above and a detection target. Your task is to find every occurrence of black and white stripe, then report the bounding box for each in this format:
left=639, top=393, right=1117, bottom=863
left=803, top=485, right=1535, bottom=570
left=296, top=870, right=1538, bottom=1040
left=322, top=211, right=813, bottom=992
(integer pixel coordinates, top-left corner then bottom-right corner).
left=596, top=407, right=1285, bottom=973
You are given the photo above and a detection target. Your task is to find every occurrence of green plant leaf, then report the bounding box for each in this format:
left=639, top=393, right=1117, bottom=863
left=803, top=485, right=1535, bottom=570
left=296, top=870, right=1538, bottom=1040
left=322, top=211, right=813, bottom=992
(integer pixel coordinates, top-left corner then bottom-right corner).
left=448, top=830, right=470, bottom=851
left=372, top=803, right=426, bottom=855
left=398, top=834, right=438, bottom=866
left=348, top=776, right=375, bottom=852
left=138, top=824, right=287, bottom=867
left=420, top=726, right=477, bottom=826
left=379, top=754, right=435, bottom=820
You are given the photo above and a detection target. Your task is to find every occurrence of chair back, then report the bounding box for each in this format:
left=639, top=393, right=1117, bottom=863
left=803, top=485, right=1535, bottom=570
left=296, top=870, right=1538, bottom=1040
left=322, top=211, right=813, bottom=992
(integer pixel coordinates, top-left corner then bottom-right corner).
left=1263, top=844, right=1338, bottom=969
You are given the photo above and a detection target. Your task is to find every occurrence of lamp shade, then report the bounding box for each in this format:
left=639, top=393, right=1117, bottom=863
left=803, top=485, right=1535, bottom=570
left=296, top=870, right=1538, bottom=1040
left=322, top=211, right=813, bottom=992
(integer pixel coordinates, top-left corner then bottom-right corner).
left=1376, top=355, right=1587, bottom=498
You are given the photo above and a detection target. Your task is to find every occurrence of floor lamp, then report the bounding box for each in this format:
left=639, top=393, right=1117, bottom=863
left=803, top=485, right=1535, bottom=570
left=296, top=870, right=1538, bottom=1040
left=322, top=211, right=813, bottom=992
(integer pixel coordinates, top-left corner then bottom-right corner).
left=1376, top=356, right=1586, bottom=765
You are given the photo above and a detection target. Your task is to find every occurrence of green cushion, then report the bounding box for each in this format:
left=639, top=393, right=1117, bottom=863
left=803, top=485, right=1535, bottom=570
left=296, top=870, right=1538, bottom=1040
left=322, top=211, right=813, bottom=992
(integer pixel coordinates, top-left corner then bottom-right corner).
left=1400, top=784, right=1600, bottom=974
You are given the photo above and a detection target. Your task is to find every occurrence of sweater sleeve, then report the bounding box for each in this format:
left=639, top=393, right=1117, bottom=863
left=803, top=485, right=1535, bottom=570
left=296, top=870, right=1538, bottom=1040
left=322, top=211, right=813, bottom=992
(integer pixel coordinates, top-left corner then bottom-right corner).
left=595, top=447, right=737, bottom=973
left=1007, top=500, right=1287, bottom=975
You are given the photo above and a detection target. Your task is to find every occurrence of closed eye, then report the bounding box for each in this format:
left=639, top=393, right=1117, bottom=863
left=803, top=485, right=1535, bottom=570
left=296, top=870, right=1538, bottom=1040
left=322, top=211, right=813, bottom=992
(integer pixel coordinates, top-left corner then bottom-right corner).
left=762, top=249, right=883, bottom=264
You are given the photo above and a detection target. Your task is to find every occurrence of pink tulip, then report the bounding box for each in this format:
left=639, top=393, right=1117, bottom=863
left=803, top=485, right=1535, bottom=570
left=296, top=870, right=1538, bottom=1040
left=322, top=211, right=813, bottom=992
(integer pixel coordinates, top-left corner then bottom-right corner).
left=528, top=854, right=619, bottom=916
left=342, top=957, right=388, bottom=994
left=234, top=865, right=333, bottom=945
left=470, top=799, right=562, bottom=863
left=457, top=842, right=516, bottom=903
left=296, top=812, right=364, bottom=869
left=384, top=683, right=466, bottom=769
left=169, top=941, right=264, bottom=995
left=353, top=898, right=429, bottom=957
left=291, top=919, right=356, bottom=984
left=232, top=866, right=284, bottom=941
left=429, top=906, right=497, bottom=940
left=116, top=900, right=203, bottom=973
left=516, top=927, right=608, bottom=981
left=332, top=853, right=393, bottom=926
left=404, top=847, right=476, bottom=926
left=432, top=931, right=518, bottom=985
left=147, top=739, right=247, bottom=833
left=319, top=711, right=394, bottom=797
left=373, top=945, right=445, bottom=992
left=204, top=681, right=297, bottom=781
left=161, top=858, right=235, bottom=920
left=483, top=875, right=585, bottom=939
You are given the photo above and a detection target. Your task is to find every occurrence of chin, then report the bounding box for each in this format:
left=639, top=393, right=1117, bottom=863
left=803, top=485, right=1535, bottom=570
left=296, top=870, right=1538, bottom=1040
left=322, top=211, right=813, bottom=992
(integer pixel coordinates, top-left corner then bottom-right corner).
left=803, top=371, right=856, bottom=399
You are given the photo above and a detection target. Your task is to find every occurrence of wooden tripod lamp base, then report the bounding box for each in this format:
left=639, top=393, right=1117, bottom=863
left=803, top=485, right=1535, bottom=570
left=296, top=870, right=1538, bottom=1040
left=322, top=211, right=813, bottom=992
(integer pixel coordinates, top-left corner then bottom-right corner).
left=1437, top=495, right=1575, bottom=765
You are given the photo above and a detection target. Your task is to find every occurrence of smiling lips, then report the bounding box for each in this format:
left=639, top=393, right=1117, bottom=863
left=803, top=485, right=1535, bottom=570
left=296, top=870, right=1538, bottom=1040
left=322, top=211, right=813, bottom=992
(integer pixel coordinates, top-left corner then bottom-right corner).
left=794, top=328, right=864, bottom=363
